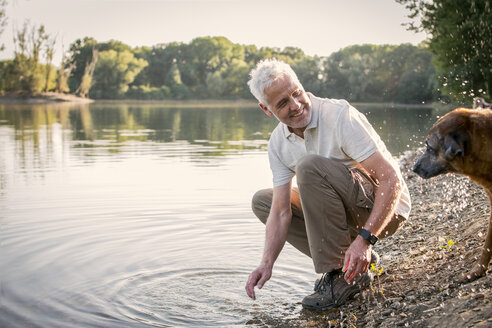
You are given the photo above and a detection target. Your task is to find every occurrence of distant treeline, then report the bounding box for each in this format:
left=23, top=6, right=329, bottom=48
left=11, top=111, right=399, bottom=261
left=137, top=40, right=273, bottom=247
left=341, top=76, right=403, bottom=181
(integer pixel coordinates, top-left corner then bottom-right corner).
left=0, top=35, right=439, bottom=104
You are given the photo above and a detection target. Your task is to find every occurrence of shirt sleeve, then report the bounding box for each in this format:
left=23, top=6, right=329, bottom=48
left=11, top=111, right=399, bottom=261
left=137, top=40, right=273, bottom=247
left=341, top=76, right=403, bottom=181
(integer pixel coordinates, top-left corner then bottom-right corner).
left=268, top=141, right=295, bottom=187
left=337, top=103, right=379, bottom=163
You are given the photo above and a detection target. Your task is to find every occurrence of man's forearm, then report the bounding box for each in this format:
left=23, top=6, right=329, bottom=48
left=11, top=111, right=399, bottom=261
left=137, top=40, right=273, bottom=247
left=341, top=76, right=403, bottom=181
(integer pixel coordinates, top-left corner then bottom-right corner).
left=260, top=210, right=292, bottom=268
left=364, top=175, right=402, bottom=236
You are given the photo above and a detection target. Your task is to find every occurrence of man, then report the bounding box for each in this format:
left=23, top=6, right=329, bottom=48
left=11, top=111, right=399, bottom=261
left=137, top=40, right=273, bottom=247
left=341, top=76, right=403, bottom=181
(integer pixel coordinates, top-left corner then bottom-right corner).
left=244, top=59, right=411, bottom=310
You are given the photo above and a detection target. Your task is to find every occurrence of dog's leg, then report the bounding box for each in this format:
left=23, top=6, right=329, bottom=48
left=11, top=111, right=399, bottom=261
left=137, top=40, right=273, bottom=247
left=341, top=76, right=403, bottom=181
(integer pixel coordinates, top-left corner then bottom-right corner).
left=463, top=189, right=492, bottom=282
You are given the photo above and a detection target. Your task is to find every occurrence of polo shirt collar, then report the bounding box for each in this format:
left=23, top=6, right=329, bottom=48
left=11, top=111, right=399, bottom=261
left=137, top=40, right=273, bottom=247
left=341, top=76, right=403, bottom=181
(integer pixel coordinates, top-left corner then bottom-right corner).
left=281, top=92, right=320, bottom=138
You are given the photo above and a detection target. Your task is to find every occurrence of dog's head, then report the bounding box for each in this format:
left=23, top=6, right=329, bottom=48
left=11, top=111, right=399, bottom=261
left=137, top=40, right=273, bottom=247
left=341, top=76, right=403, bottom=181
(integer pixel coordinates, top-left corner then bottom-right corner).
left=413, top=110, right=470, bottom=179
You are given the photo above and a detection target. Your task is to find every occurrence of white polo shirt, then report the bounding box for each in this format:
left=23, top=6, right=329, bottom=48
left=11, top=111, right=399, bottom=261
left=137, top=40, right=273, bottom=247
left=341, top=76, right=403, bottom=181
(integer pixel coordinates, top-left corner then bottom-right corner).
left=267, top=94, right=411, bottom=219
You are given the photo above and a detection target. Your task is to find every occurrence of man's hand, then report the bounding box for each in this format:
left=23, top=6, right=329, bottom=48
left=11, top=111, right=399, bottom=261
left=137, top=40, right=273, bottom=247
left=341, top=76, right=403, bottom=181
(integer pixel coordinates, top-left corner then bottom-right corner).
left=342, top=236, right=372, bottom=284
left=245, top=264, right=272, bottom=300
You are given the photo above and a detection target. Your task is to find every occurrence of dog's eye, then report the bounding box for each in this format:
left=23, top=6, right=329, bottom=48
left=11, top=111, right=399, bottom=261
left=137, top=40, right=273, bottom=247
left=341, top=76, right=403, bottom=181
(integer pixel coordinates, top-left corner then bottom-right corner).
left=425, top=141, right=437, bottom=153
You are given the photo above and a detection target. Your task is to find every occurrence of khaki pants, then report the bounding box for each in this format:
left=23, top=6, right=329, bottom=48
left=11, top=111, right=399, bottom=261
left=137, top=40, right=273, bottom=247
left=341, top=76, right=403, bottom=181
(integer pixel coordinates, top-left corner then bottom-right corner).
left=252, top=154, right=405, bottom=273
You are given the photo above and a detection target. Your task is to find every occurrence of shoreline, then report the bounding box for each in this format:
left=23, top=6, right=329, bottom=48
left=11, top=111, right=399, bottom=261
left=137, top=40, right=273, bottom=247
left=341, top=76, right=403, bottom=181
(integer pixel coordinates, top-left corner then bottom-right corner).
left=0, top=92, right=93, bottom=104
left=0, top=93, right=458, bottom=109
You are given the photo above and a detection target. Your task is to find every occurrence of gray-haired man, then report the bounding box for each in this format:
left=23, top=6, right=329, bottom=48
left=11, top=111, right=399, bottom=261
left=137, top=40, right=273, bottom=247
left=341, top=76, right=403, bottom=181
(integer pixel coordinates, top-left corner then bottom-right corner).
left=244, top=59, right=411, bottom=310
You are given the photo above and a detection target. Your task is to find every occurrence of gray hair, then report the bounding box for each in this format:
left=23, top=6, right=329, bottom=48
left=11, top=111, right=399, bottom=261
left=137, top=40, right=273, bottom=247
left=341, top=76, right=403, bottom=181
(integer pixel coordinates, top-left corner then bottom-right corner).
left=247, top=59, right=300, bottom=106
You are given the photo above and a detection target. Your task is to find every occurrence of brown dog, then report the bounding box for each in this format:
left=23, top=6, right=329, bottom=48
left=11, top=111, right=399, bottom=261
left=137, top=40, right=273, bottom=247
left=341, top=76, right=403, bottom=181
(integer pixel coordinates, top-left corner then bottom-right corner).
left=413, top=107, right=492, bottom=282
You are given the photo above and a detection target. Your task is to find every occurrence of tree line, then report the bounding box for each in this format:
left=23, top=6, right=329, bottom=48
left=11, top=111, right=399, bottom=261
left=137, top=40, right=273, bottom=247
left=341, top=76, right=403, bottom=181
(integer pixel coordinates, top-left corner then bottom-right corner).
left=0, top=0, right=490, bottom=104
left=0, top=34, right=440, bottom=104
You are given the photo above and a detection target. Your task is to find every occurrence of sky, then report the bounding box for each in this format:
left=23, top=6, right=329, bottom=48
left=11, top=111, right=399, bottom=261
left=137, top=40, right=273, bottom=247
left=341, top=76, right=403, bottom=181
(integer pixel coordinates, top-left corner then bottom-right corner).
left=1, top=0, right=427, bottom=65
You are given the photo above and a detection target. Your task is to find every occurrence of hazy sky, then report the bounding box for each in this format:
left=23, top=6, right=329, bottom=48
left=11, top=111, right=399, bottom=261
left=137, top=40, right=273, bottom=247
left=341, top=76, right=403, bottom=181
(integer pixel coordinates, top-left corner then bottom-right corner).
left=1, top=0, right=427, bottom=64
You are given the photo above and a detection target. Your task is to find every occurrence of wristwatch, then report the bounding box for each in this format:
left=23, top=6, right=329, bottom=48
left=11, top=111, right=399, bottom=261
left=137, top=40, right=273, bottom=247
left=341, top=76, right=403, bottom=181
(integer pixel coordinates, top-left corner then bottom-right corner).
left=359, top=228, right=378, bottom=245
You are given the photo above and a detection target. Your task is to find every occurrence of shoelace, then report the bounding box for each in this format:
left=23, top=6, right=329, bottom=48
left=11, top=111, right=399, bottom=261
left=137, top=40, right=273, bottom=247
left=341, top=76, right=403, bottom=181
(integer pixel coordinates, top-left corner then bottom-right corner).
left=314, top=270, right=338, bottom=305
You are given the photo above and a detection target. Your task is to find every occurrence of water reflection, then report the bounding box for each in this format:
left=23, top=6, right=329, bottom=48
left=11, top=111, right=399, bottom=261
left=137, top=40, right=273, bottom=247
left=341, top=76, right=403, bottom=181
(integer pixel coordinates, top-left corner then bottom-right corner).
left=1, top=102, right=445, bottom=152
left=0, top=103, right=276, bottom=149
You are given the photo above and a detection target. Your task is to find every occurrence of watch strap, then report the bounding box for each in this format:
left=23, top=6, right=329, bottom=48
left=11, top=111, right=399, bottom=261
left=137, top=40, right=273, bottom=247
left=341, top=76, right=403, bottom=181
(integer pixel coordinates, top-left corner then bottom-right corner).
left=359, top=228, right=378, bottom=245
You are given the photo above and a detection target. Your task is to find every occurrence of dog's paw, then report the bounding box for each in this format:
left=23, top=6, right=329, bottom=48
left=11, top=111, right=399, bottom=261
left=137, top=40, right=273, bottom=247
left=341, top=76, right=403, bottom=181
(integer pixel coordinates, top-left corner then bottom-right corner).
left=460, top=264, right=488, bottom=283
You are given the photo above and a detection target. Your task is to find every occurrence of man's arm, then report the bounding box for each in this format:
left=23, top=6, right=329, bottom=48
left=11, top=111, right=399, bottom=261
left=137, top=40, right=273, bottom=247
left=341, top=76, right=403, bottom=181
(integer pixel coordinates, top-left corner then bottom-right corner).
left=245, top=181, right=293, bottom=300
left=343, top=150, right=402, bottom=284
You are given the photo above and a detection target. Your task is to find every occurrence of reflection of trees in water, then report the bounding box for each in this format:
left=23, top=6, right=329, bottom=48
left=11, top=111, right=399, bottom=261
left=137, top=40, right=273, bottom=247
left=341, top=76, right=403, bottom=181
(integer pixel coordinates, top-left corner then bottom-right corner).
left=0, top=103, right=276, bottom=155
left=0, top=104, right=74, bottom=191
left=0, top=102, right=448, bottom=173
left=79, top=105, right=94, bottom=141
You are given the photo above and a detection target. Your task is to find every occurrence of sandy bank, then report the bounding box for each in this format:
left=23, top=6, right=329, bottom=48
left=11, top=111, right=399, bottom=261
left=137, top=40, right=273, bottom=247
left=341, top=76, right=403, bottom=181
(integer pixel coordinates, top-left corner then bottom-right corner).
left=0, top=92, right=93, bottom=104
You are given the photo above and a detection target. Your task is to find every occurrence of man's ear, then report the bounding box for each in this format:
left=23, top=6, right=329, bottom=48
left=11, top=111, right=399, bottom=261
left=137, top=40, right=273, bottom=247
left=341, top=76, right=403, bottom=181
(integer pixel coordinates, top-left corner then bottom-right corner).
left=259, top=103, right=273, bottom=117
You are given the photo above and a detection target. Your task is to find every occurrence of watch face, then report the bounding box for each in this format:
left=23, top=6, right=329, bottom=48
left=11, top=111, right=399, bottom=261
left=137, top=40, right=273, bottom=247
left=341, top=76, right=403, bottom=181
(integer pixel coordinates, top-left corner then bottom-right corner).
left=369, top=235, right=378, bottom=245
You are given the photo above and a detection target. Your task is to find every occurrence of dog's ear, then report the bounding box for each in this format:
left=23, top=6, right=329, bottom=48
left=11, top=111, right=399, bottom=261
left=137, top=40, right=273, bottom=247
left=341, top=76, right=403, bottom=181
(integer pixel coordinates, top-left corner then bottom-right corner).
left=444, top=130, right=468, bottom=161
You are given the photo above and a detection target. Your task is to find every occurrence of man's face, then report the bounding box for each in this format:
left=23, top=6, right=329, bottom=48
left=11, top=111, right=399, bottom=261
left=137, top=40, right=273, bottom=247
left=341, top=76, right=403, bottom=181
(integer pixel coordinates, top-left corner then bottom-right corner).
left=260, top=74, right=312, bottom=131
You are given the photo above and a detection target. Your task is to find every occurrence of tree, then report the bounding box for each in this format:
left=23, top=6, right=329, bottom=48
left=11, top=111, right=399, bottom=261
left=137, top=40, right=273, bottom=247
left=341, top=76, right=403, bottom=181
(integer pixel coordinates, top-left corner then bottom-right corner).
left=321, top=45, right=377, bottom=101
left=0, top=0, right=6, bottom=51
left=55, top=44, right=75, bottom=93
left=56, top=57, right=74, bottom=93
left=9, top=22, right=53, bottom=93
left=76, top=47, right=98, bottom=98
left=90, top=49, right=147, bottom=99
left=292, top=56, right=323, bottom=96
left=132, top=42, right=184, bottom=88
left=221, top=58, right=251, bottom=98
left=205, top=71, right=226, bottom=98
left=397, top=0, right=492, bottom=101
left=67, top=37, right=98, bottom=92
left=182, top=36, right=245, bottom=96
left=395, top=47, right=437, bottom=103
left=320, top=43, right=437, bottom=103
left=163, top=61, right=191, bottom=99
left=44, top=35, right=56, bottom=91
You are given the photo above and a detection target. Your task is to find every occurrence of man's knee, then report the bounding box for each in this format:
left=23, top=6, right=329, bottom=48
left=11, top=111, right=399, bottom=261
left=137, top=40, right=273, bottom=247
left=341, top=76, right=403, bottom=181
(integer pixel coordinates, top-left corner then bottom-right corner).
left=251, top=188, right=272, bottom=224
left=296, top=154, right=323, bottom=184
left=296, top=155, right=348, bottom=184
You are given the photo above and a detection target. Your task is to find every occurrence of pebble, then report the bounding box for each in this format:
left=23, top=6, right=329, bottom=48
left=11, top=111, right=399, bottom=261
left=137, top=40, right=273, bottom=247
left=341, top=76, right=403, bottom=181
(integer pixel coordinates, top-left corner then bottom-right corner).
left=473, top=293, right=485, bottom=300
left=382, top=309, right=393, bottom=316
left=406, top=295, right=416, bottom=302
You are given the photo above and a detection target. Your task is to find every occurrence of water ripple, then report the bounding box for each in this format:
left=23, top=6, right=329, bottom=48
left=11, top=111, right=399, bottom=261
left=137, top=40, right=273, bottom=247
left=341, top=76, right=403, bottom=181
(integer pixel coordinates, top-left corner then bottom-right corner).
left=104, top=267, right=251, bottom=327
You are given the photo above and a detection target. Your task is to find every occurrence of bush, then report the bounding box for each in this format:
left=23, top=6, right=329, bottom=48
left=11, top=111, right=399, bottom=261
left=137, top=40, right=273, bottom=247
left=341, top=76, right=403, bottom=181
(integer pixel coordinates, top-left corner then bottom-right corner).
left=125, top=85, right=171, bottom=100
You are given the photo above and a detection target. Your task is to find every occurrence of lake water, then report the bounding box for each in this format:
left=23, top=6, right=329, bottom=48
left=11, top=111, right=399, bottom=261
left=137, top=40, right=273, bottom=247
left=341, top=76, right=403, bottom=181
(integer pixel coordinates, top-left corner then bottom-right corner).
left=0, top=102, right=446, bottom=327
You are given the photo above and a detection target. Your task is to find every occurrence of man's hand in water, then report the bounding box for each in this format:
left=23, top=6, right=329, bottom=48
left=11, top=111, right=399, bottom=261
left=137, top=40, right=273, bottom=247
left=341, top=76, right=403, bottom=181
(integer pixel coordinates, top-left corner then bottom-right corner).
left=245, top=264, right=272, bottom=300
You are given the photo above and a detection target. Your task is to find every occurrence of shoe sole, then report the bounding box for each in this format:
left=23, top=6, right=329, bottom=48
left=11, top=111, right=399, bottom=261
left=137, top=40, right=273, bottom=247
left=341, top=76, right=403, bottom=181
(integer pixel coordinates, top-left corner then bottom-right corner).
left=336, top=271, right=372, bottom=306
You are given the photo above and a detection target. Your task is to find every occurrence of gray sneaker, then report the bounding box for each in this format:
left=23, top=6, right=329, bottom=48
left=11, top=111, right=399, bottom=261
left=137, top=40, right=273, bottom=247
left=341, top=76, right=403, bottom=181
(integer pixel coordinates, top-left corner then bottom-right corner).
left=313, top=250, right=380, bottom=291
left=302, top=269, right=373, bottom=310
